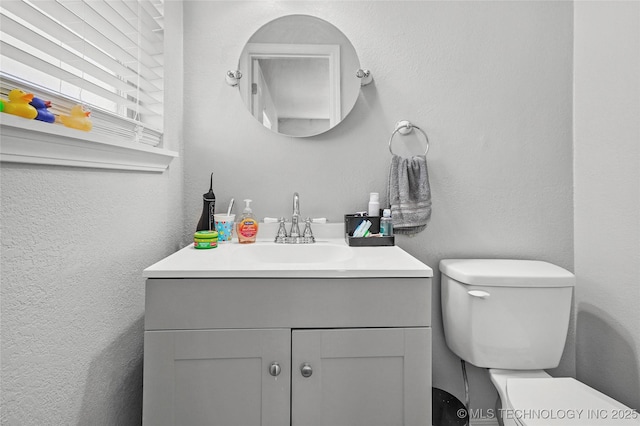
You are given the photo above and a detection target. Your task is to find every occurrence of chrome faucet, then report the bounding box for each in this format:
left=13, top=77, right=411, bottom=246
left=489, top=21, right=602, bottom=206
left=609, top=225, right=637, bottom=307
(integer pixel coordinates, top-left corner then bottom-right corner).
left=290, top=192, right=301, bottom=238
left=274, top=192, right=315, bottom=243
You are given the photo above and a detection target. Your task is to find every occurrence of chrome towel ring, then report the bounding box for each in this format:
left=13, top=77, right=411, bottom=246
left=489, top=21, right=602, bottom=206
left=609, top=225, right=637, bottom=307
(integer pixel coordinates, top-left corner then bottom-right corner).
left=388, top=120, right=430, bottom=156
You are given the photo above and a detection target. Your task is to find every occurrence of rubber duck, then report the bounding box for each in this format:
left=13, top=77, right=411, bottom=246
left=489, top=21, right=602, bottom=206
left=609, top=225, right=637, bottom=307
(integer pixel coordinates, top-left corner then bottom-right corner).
left=3, top=89, right=37, bottom=119
left=30, top=97, right=55, bottom=123
left=58, top=104, right=92, bottom=131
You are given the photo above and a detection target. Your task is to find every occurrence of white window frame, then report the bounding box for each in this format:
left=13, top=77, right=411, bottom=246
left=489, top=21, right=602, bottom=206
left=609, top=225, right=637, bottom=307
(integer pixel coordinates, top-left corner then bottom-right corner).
left=0, top=112, right=177, bottom=172
left=0, top=1, right=178, bottom=173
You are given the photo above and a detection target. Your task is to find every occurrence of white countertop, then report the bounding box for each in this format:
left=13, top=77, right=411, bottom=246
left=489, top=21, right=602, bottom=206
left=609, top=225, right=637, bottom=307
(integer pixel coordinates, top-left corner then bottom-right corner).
left=143, top=233, right=433, bottom=279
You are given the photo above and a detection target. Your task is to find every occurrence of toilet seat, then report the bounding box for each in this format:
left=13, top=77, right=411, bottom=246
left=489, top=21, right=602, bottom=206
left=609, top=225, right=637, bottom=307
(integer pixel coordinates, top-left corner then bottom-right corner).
left=505, top=377, right=640, bottom=425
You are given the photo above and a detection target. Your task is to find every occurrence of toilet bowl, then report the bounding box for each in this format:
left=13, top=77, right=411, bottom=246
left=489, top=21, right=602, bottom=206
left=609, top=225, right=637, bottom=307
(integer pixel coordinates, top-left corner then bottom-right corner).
left=440, top=259, right=640, bottom=426
left=490, top=369, right=639, bottom=425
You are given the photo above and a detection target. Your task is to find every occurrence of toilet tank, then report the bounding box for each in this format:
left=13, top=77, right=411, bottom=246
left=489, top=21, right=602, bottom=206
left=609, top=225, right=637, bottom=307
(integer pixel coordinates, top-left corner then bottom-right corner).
left=440, top=259, right=575, bottom=370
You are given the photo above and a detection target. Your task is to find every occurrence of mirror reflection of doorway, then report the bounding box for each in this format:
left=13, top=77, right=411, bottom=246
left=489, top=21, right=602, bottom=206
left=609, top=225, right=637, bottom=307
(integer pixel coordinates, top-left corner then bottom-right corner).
left=251, top=59, right=277, bottom=132
left=252, top=57, right=332, bottom=136
left=241, top=42, right=341, bottom=137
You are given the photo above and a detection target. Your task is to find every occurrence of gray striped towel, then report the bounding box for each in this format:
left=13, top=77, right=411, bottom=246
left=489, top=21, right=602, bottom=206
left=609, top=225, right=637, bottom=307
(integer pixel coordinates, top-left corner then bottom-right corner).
left=387, top=154, right=431, bottom=234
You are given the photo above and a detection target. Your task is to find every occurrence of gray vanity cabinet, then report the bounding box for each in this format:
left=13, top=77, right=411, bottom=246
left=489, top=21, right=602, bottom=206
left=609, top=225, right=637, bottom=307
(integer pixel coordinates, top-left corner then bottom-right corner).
left=143, top=328, right=291, bottom=426
left=291, top=328, right=431, bottom=426
left=143, top=277, right=432, bottom=426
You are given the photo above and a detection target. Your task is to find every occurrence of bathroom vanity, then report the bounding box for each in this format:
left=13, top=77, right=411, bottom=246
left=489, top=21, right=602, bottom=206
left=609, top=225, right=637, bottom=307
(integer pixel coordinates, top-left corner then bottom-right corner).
left=142, top=236, right=433, bottom=426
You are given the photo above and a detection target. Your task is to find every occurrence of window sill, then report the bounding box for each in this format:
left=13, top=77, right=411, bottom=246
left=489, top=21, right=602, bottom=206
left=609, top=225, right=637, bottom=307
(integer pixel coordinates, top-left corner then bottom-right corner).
left=0, top=114, right=178, bottom=172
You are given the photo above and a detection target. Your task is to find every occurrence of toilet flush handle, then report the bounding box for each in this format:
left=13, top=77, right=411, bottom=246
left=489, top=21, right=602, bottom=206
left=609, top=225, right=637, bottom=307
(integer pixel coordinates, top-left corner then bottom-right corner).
left=468, top=290, right=491, bottom=298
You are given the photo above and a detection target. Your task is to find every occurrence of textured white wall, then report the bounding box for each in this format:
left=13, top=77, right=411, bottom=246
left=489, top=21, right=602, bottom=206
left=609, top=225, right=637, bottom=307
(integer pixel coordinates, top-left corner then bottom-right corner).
left=574, top=1, right=640, bottom=410
left=0, top=2, right=184, bottom=425
left=183, top=0, right=574, bottom=414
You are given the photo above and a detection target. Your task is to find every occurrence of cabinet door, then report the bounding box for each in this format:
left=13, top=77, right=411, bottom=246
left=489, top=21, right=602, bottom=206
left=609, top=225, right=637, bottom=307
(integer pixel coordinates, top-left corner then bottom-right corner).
left=143, top=329, right=290, bottom=426
left=291, top=328, right=431, bottom=426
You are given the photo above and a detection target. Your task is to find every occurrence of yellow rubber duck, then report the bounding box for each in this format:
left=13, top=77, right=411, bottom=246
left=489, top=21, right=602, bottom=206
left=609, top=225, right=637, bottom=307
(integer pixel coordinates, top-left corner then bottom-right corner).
left=3, top=89, right=37, bottom=119
left=58, top=104, right=92, bottom=131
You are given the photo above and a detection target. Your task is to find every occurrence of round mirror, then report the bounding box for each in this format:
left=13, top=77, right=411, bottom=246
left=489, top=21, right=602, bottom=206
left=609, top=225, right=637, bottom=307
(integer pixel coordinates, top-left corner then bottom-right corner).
left=238, top=15, right=361, bottom=137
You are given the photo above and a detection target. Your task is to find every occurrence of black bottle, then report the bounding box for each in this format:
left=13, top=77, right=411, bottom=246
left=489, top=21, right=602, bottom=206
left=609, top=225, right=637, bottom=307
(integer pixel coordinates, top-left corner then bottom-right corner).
left=196, top=173, right=216, bottom=232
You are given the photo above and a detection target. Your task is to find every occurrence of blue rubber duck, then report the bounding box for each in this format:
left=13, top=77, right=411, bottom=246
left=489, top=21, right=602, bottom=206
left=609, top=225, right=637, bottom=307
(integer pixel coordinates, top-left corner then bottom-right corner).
left=30, top=97, right=55, bottom=123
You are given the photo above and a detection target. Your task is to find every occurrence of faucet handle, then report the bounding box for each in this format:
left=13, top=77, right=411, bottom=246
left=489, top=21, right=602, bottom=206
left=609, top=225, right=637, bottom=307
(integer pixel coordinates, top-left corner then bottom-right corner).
left=302, top=217, right=315, bottom=243
left=275, top=217, right=288, bottom=243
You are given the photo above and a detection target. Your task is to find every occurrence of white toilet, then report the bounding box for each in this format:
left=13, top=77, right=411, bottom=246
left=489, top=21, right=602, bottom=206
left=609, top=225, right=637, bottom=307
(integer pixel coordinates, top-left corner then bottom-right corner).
left=440, top=259, right=640, bottom=426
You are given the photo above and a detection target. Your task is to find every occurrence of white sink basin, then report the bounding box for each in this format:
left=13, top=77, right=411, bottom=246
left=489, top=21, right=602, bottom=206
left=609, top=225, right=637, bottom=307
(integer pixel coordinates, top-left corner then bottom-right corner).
left=240, top=242, right=353, bottom=264
left=143, top=232, right=433, bottom=278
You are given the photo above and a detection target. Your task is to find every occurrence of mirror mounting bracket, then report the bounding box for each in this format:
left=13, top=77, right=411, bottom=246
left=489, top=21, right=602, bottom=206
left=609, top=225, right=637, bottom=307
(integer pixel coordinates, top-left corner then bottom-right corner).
left=225, top=70, right=242, bottom=87
left=356, top=69, right=373, bottom=86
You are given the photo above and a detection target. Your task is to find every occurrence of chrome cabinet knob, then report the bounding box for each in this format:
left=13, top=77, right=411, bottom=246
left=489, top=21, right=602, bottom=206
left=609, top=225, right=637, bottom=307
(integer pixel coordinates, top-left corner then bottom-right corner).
left=269, top=362, right=281, bottom=377
left=300, top=362, right=313, bottom=378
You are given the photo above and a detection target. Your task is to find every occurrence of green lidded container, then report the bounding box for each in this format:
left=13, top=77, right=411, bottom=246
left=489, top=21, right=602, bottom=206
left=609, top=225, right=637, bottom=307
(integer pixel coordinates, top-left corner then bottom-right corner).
left=194, top=230, right=218, bottom=249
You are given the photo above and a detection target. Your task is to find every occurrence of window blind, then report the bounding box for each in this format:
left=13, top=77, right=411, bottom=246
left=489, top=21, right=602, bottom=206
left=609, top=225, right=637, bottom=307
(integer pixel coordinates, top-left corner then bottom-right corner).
left=0, top=0, right=164, bottom=146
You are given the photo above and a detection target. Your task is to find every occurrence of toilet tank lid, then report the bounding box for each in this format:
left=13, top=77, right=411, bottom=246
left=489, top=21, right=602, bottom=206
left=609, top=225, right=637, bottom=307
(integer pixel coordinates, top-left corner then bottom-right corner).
left=439, top=259, right=575, bottom=287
